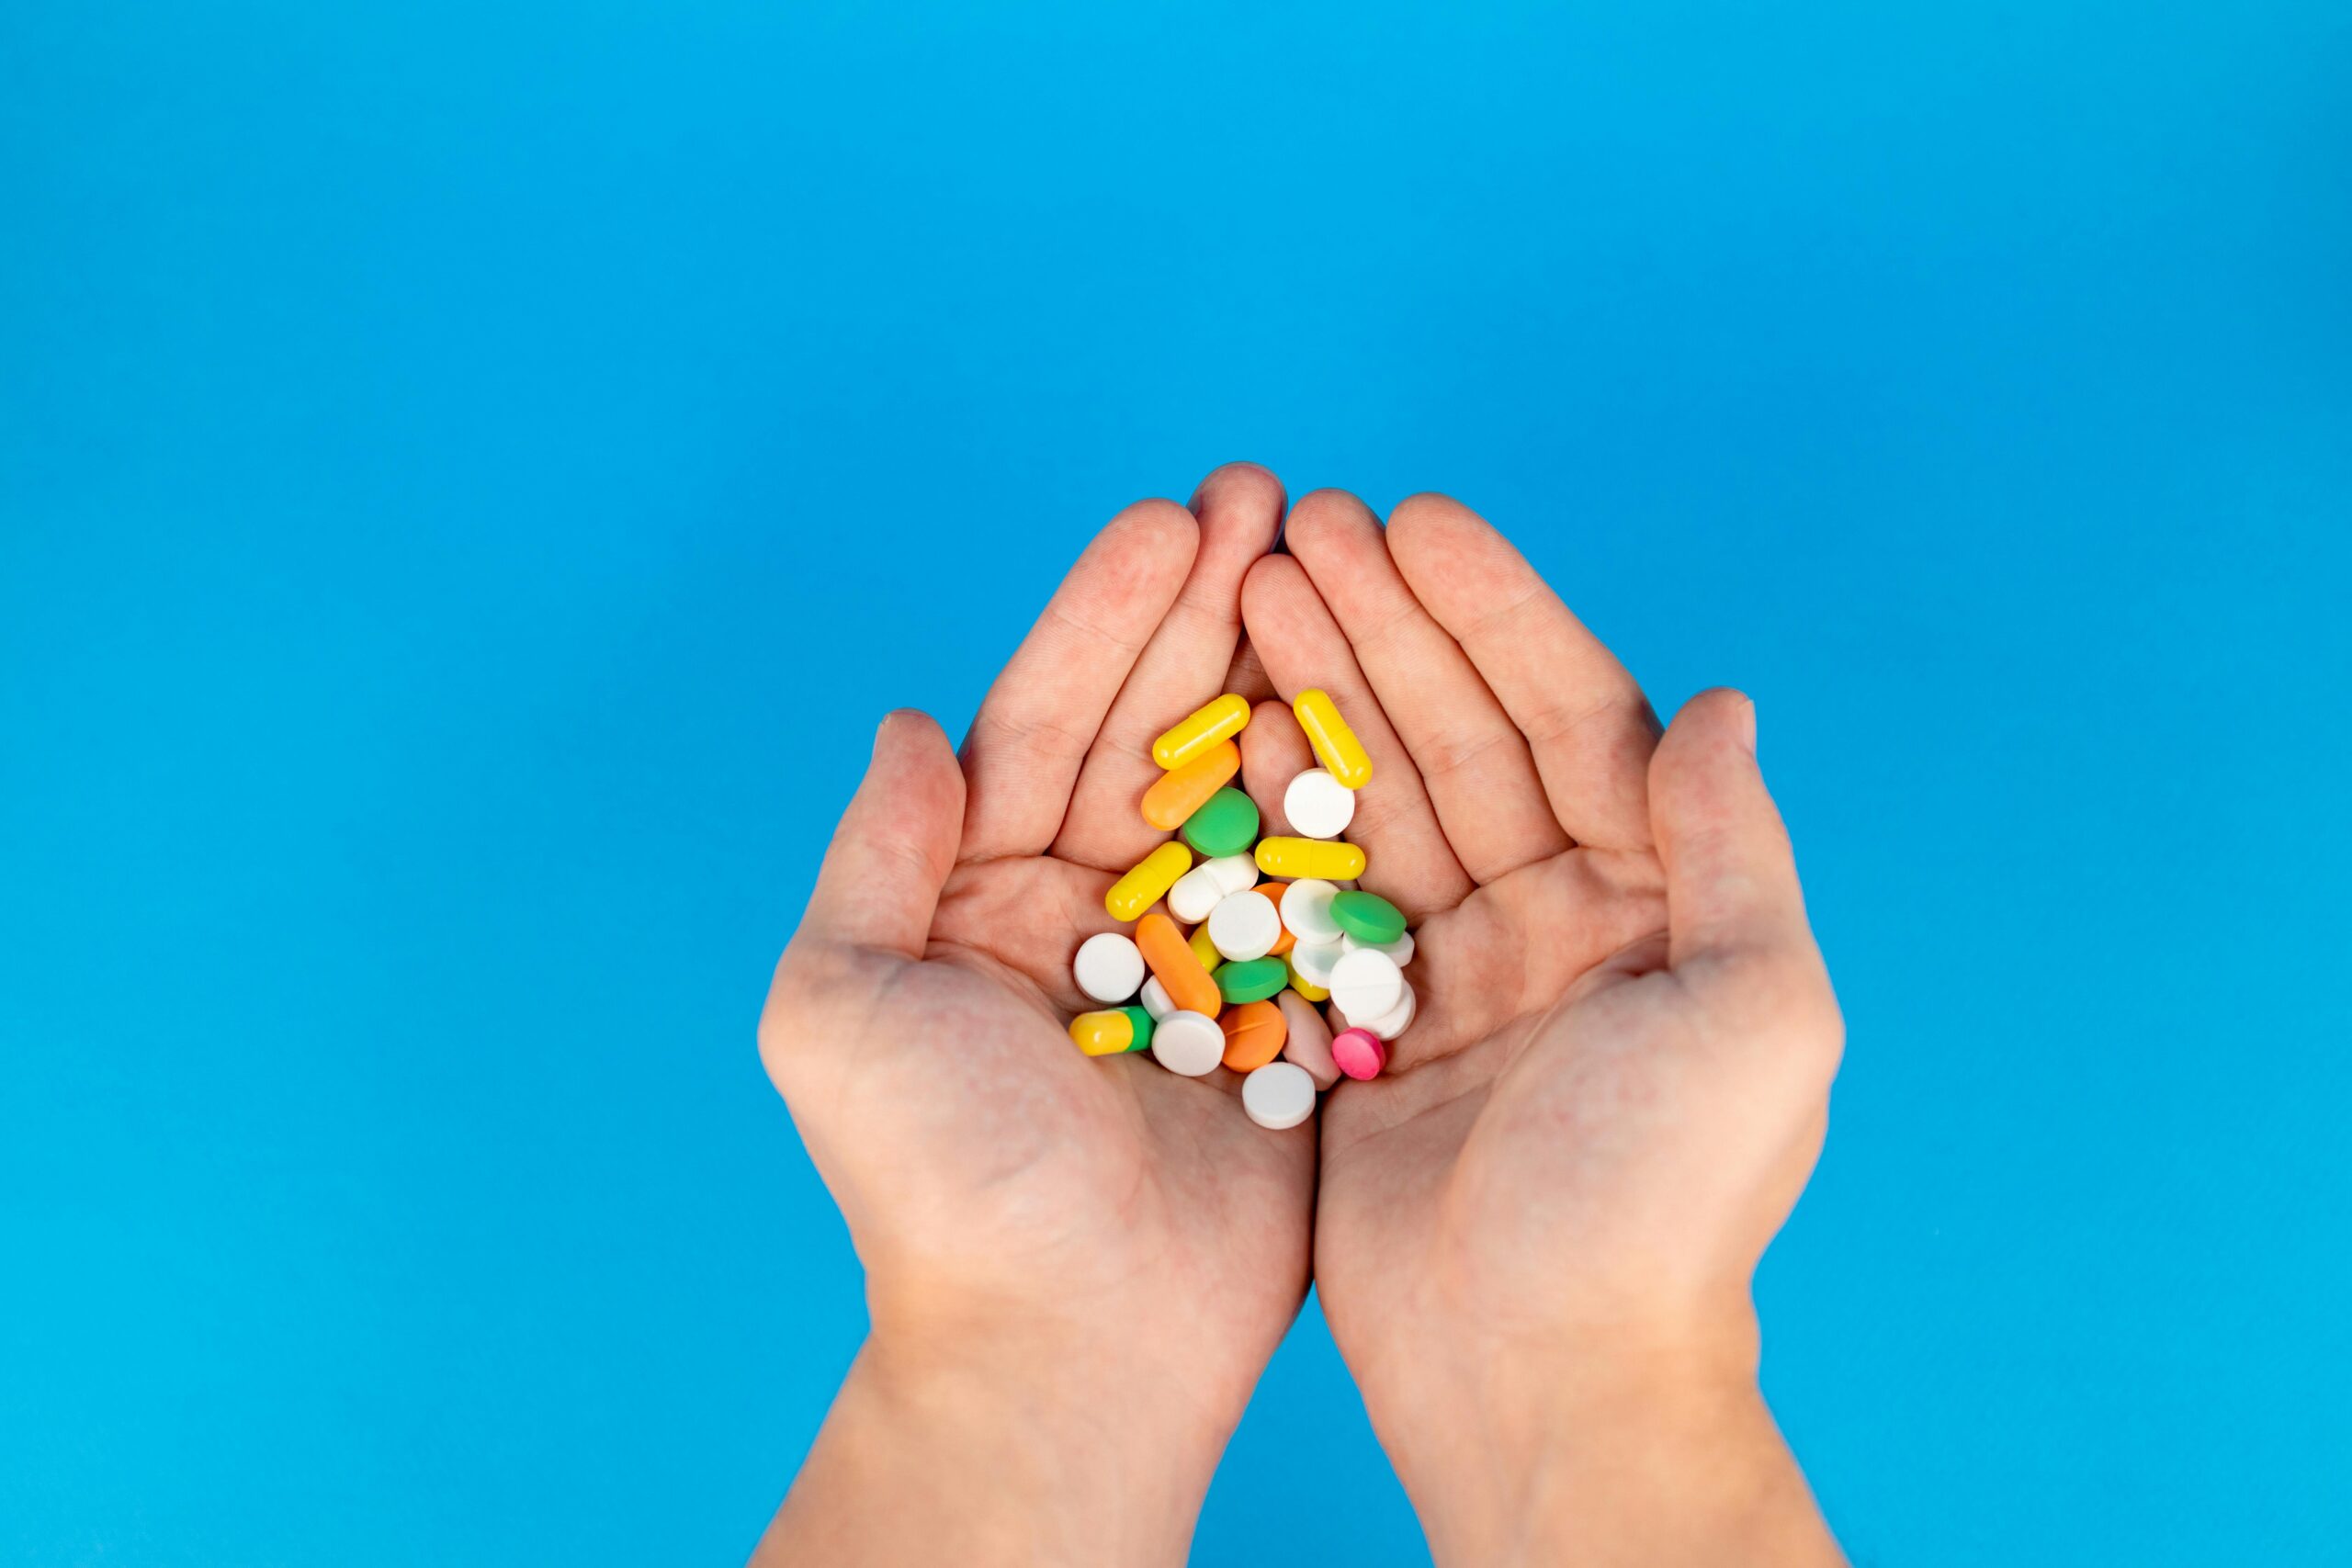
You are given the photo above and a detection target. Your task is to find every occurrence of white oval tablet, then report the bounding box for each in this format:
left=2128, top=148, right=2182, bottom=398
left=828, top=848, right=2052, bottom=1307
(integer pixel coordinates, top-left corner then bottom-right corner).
left=1150, top=1010, right=1225, bottom=1077
left=1204, top=852, right=1260, bottom=897
left=1351, top=977, right=1416, bottom=1041
left=1276, top=989, right=1340, bottom=1089
left=1241, top=1061, right=1317, bottom=1130
left=1280, top=878, right=1342, bottom=943
left=1340, top=928, right=1414, bottom=966
left=1073, top=931, right=1146, bottom=1003
left=1206, top=889, right=1281, bottom=962
left=1167, top=863, right=1227, bottom=924
left=1138, top=975, right=1174, bottom=1021
left=1329, top=947, right=1405, bottom=1022
left=1283, top=768, right=1356, bottom=840
left=1289, top=939, right=1344, bottom=988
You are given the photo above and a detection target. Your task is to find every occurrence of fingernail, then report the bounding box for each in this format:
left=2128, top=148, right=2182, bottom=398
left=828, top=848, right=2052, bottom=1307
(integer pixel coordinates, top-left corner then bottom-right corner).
left=1736, top=696, right=1758, bottom=756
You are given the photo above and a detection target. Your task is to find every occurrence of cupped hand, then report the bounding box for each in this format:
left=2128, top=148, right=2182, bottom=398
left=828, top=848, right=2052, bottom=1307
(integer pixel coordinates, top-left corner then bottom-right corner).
left=755, top=466, right=1311, bottom=1564
left=1241, top=492, right=1846, bottom=1565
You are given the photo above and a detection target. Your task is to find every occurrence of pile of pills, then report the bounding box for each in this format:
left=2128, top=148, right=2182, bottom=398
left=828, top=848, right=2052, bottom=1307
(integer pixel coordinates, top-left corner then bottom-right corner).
left=1068, top=689, right=1417, bottom=1130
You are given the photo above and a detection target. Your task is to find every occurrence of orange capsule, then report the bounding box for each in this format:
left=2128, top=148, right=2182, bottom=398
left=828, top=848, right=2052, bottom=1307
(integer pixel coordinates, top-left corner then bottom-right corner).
left=1140, top=740, right=1241, bottom=830
left=1136, top=911, right=1222, bottom=1018
left=1219, top=999, right=1288, bottom=1071
left=1261, top=882, right=1295, bottom=957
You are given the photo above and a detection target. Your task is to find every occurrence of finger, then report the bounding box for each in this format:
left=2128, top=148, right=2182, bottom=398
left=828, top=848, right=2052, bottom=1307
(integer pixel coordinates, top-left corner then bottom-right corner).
left=796, top=710, right=967, bottom=959
left=1052, top=463, right=1285, bottom=871
left=958, top=501, right=1199, bottom=863
left=1237, top=699, right=1314, bottom=832
left=1284, top=490, right=1569, bottom=882
left=1239, top=555, right=1475, bottom=919
left=1650, top=689, right=1831, bottom=1000
left=1385, top=493, right=1660, bottom=851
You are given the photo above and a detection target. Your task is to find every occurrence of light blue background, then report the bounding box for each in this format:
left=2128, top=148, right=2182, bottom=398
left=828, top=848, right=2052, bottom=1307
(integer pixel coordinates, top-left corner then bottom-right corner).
left=6, top=2, right=2348, bottom=1562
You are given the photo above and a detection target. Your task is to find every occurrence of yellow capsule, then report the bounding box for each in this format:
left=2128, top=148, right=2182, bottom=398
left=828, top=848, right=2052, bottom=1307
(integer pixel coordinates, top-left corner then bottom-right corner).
left=1151, top=694, right=1251, bottom=771
left=1106, top=841, right=1193, bottom=921
left=1256, top=835, right=1365, bottom=881
left=1293, top=689, right=1373, bottom=789
left=1188, top=921, right=1223, bottom=971
left=1069, top=1010, right=1136, bottom=1056
left=1284, top=958, right=1330, bottom=1003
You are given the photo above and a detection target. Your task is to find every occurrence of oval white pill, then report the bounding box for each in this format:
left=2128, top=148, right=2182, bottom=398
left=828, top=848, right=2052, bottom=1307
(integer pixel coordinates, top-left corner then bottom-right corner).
left=1241, top=1061, right=1317, bottom=1130
left=1150, top=1010, right=1226, bottom=1077
left=1351, top=976, right=1416, bottom=1041
left=1280, top=878, right=1342, bottom=943
left=1276, top=989, right=1340, bottom=1089
left=1167, top=863, right=1227, bottom=924
left=1138, top=975, right=1174, bottom=1021
left=1206, top=889, right=1281, bottom=962
left=1289, top=938, right=1344, bottom=988
left=1340, top=928, right=1414, bottom=966
left=1283, top=768, right=1356, bottom=840
left=1073, top=931, right=1146, bottom=1003
left=1204, top=852, right=1260, bottom=897
left=1329, top=947, right=1405, bottom=1022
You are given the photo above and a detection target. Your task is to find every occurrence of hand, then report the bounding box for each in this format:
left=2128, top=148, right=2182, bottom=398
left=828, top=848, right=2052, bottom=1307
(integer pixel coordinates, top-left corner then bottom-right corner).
left=752, top=467, right=1311, bottom=1567
left=1241, top=492, right=1847, bottom=1566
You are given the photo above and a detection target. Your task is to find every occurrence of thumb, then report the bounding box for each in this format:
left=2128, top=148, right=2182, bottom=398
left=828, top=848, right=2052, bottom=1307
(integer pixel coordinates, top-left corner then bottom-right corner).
left=1649, top=689, right=1819, bottom=983
left=796, top=709, right=967, bottom=960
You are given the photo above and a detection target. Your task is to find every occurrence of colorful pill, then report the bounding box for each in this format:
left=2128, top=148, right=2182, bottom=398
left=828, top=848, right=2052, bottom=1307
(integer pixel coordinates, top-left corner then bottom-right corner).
left=1276, top=989, right=1339, bottom=1087
left=1261, top=882, right=1295, bottom=956
left=1330, top=890, right=1407, bottom=945
left=1285, top=967, right=1330, bottom=1003
left=1069, top=1007, right=1155, bottom=1056
left=1141, top=741, right=1240, bottom=830
left=1293, top=689, right=1372, bottom=789
left=1136, top=911, right=1222, bottom=1018
left=1182, top=786, right=1261, bottom=858
left=1256, top=836, right=1365, bottom=881
left=1106, top=841, right=1193, bottom=921
left=1330, top=1026, right=1387, bottom=1080
left=1241, top=1061, right=1317, bottom=1130
left=1073, top=931, right=1147, bottom=1003
left=1152, top=694, right=1251, bottom=770
left=1219, top=998, right=1288, bottom=1071
left=1188, top=921, right=1224, bottom=973
left=1215, top=955, right=1290, bottom=1004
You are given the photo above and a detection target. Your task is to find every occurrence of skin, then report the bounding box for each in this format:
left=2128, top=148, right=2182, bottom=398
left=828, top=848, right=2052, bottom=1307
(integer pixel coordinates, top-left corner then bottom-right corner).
left=753, top=476, right=1848, bottom=1565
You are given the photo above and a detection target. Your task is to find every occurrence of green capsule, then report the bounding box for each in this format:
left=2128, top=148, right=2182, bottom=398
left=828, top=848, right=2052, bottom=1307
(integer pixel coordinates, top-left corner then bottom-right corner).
left=1214, top=955, right=1289, bottom=1004
left=1120, top=1005, right=1157, bottom=1053
left=1330, top=890, right=1407, bottom=945
left=1180, top=786, right=1260, bottom=858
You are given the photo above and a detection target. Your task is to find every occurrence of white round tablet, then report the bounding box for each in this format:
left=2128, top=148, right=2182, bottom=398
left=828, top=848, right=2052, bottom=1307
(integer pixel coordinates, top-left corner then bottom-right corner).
left=1341, top=929, right=1414, bottom=966
left=1283, top=768, right=1356, bottom=840
left=1206, top=889, right=1281, bottom=962
left=1329, top=946, right=1405, bottom=1022
left=1276, top=989, right=1340, bottom=1089
left=1289, top=938, right=1344, bottom=988
left=1138, top=975, right=1174, bottom=1021
left=1167, top=863, right=1227, bottom=924
left=1150, top=1010, right=1225, bottom=1077
left=1280, top=878, right=1342, bottom=944
left=1241, top=1061, right=1317, bottom=1130
left=1352, top=977, right=1416, bottom=1041
left=1203, top=853, right=1260, bottom=897
left=1073, top=931, right=1145, bottom=1003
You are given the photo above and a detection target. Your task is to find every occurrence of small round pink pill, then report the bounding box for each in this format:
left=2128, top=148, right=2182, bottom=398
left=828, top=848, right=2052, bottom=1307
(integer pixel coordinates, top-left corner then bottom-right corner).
left=1330, top=1027, right=1386, bottom=1081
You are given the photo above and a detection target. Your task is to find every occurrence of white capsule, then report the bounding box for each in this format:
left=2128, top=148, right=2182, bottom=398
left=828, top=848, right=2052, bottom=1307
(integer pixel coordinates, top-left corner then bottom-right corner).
left=1340, top=929, right=1414, bottom=967
left=1329, top=946, right=1405, bottom=1022
left=1279, top=877, right=1342, bottom=944
left=1241, top=1061, right=1317, bottom=1130
left=1207, top=889, right=1282, bottom=962
left=1138, top=975, right=1174, bottom=1021
left=1282, top=768, right=1356, bottom=840
left=1167, top=863, right=1227, bottom=923
left=1072, top=931, right=1146, bottom=1003
left=1150, top=1010, right=1227, bottom=1077
left=1347, top=976, right=1416, bottom=1042
left=1289, top=938, right=1344, bottom=988
left=1203, top=853, right=1259, bottom=896
left=1276, top=989, right=1340, bottom=1089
